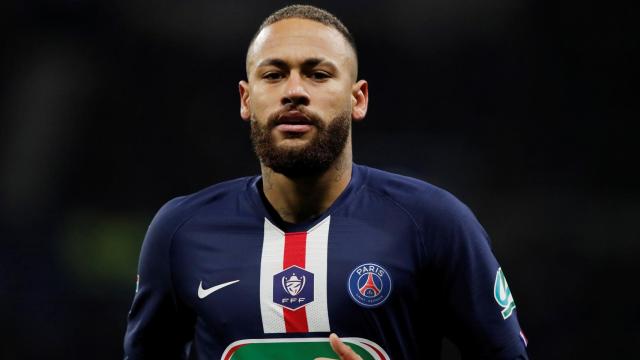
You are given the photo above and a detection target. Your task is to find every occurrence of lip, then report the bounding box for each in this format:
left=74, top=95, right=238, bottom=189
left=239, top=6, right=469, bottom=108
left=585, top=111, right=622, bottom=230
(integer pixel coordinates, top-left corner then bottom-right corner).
left=278, top=110, right=309, bottom=123
left=275, top=123, right=313, bottom=133
left=274, top=110, right=314, bottom=133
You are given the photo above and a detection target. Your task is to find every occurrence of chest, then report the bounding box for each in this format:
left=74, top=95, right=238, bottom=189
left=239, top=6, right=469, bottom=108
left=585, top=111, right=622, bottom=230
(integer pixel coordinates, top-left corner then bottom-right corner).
left=171, top=215, right=424, bottom=340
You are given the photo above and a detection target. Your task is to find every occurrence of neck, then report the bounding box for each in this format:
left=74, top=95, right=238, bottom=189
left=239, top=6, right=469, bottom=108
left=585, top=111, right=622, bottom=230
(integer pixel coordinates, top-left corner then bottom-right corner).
left=260, top=147, right=352, bottom=224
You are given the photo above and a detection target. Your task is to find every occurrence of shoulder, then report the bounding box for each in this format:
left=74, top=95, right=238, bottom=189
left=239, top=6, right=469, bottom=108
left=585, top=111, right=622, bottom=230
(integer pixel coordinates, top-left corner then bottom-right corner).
left=359, top=165, right=493, bottom=270
left=359, top=165, right=478, bottom=232
left=146, top=176, right=255, bottom=240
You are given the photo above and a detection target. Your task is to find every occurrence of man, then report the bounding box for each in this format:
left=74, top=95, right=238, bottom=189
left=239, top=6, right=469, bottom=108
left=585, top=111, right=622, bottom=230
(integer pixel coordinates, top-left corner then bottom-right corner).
left=124, top=5, right=529, bottom=360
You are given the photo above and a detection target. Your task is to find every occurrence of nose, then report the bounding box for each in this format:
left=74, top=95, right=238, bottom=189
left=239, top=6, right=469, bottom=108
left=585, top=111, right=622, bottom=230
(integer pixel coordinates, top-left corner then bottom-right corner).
left=281, top=72, right=310, bottom=107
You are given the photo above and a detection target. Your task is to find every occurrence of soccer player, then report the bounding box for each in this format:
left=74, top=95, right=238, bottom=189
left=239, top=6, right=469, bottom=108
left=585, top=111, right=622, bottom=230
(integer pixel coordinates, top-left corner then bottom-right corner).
left=124, top=5, right=529, bottom=360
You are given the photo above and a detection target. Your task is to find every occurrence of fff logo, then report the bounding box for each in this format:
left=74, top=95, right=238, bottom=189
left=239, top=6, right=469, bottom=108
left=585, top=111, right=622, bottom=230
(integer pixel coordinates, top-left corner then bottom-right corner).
left=273, top=265, right=314, bottom=310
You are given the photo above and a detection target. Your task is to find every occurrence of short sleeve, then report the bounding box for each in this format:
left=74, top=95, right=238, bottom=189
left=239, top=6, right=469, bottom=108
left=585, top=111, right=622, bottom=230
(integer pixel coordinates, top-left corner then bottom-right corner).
left=427, top=198, right=528, bottom=359
left=123, top=198, right=195, bottom=359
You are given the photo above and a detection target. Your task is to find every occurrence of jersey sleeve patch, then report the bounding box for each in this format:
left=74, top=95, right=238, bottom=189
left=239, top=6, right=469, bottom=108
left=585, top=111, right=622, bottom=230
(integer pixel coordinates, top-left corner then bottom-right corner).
left=493, top=267, right=516, bottom=319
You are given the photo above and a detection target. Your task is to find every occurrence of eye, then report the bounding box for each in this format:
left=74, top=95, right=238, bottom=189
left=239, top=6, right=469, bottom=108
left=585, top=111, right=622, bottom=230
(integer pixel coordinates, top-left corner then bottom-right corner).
left=262, top=72, right=284, bottom=81
left=309, top=71, right=331, bottom=80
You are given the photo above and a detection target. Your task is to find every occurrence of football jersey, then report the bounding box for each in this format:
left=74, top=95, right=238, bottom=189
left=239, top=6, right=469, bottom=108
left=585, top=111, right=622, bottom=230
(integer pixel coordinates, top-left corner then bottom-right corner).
left=124, top=164, right=528, bottom=359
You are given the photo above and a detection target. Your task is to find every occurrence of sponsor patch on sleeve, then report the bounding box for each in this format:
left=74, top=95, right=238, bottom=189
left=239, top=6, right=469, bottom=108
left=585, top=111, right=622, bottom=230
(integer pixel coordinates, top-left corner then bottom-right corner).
left=494, top=267, right=516, bottom=319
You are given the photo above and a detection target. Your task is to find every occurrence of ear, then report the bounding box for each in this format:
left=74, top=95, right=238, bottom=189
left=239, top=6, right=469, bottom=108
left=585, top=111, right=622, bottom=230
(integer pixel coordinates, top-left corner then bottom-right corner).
left=351, top=80, right=368, bottom=121
left=239, top=80, right=251, bottom=121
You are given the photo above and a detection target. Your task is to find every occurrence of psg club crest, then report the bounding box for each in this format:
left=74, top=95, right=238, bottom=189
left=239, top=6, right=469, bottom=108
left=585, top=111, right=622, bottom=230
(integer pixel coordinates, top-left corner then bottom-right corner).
left=348, top=263, right=392, bottom=308
left=273, top=265, right=314, bottom=310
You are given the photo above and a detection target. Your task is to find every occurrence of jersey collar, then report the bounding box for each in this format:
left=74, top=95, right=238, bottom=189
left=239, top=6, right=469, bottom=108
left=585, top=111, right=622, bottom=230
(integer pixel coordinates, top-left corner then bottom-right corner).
left=245, top=164, right=367, bottom=233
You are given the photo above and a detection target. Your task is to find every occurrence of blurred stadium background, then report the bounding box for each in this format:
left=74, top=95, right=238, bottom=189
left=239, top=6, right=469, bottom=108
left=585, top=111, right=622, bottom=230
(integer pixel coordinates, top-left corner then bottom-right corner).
left=1, top=0, right=636, bottom=359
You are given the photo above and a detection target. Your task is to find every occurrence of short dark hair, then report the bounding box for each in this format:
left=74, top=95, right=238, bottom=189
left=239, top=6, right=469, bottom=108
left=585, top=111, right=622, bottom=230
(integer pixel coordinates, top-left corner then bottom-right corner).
left=247, top=4, right=358, bottom=69
left=254, top=5, right=356, bottom=54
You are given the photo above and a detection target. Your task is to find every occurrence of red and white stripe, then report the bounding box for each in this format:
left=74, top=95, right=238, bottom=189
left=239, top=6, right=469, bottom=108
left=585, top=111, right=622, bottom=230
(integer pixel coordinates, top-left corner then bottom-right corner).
left=259, top=216, right=331, bottom=333
left=519, top=330, right=528, bottom=347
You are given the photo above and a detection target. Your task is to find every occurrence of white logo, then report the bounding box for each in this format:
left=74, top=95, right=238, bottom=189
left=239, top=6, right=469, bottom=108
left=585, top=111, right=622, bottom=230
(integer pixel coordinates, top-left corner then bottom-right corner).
left=493, top=267, right=516, bottom=319
left=197, top=280, right=240, bottom=299
left=282, top=273, right=306, bottom=296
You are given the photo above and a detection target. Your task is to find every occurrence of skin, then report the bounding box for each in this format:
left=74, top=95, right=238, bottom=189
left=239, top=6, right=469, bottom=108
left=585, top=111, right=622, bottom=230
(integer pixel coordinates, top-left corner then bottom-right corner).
left=315, top=333, right=364, bottom=360
left=239, top=19, right=368, bottom=359
left=239, top=18, right=368, bottom=224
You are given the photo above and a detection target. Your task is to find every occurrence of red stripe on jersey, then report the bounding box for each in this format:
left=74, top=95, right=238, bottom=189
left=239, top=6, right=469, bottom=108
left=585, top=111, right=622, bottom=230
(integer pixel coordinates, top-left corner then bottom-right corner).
left=283, top=307, right=308, bottom=333
left=283, top=232, right=306, bottom=269
left=283, top=231, right=309, bottom=333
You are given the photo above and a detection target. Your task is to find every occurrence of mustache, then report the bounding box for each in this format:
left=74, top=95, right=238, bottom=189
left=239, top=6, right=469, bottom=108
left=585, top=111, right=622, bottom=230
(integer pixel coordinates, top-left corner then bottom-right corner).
left=267, top=106, right=323, bottom=129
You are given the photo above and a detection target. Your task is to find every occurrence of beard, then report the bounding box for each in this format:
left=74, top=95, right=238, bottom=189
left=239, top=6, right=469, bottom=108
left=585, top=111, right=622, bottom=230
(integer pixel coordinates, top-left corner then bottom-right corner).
left=250, top=107, right=351, bottom=178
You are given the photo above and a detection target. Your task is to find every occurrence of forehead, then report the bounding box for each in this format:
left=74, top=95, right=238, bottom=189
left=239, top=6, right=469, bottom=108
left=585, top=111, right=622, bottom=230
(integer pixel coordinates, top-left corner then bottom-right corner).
left=247, top=18, right=355, bottom=74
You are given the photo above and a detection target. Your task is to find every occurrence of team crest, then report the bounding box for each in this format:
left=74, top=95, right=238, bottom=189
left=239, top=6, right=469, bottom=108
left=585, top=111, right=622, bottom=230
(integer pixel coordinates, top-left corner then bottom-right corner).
left=274, top=265, right=314, bottom=310
left=348, top=263, right=392, bottom=308
left=494, top=267, right=516, bottom=319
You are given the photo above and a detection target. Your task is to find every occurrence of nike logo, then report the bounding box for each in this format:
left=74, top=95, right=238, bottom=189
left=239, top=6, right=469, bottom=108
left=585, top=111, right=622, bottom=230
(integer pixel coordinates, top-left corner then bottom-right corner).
left=198, top=280, right=240, bottom=299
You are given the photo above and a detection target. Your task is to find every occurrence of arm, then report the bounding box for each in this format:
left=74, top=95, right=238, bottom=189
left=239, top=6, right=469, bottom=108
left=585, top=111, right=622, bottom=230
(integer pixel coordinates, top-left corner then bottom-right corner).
left=428, top=199, right=529, bottom=359
left=123, top=199, right=195, bottom=359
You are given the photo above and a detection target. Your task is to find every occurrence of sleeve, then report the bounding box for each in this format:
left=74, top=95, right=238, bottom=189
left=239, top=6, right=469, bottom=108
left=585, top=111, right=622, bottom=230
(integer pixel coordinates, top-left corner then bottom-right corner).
left=428, top=198, right=529, bottom=359
left=123, top=198, right=195, bottom=359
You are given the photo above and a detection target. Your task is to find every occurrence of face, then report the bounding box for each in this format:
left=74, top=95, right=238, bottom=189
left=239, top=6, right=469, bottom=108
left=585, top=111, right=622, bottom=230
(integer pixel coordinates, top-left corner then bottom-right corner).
left=239, top=18, right=368, bottom=177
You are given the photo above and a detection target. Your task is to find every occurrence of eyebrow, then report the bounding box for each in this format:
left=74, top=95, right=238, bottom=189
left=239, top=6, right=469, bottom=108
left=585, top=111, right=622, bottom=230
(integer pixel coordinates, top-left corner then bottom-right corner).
left=256, top=57, right=339, bottom=72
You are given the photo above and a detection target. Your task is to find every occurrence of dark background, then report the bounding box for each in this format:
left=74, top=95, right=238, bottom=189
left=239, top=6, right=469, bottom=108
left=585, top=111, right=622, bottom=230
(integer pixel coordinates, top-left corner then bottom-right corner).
left=1, top=0, right=637, bottom=359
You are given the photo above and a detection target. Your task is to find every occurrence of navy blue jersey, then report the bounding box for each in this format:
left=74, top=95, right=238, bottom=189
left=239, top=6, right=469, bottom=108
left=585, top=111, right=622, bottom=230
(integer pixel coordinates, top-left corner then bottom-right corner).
left=124, top=165, right=528, bottom=359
